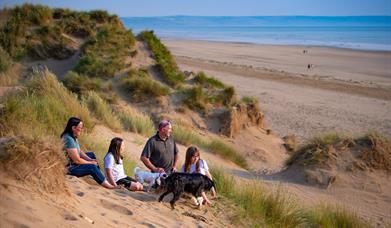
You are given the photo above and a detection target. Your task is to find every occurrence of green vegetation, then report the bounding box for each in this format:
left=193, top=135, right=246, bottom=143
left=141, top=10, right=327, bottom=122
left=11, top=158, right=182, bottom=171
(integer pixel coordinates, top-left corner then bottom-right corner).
left=120, top=68, right=170, bottom=101
left=0, top=4, right=75, bottom=59
left=211, top=168, right=305, bottom=227
left=307, top=204, right=370, bottom=228
left=62, top=71, right=117, bottom=103
left=0, top=70, right=93, bottom=137
left=139, top=30, right=185, bottom=87
left=75, top=23, right=135, bottom=77
left=0, top=46, right=12, bottom=72
left=82, top=91, right=122, bottom=132
left=211, top=168, right=369, bottom=227
left=172, top=122, right=206, bottom=147
left=194, top=71, right=225, bottom=89
left=285, top=132, right=348, bottom=166
left=208, top=139, right=248, bottom=169
left=239, top=95, right=259, bottom=105
left=181, top=71, right=236, bottom=112
left=117, top=106, right=155, bottom=136
left=181, top=86, right=207, bottom=111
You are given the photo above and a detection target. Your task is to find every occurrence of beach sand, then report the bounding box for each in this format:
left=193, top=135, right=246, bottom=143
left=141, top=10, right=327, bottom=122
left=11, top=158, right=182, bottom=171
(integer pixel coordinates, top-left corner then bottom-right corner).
left=163, top=39, right=391, bottom=142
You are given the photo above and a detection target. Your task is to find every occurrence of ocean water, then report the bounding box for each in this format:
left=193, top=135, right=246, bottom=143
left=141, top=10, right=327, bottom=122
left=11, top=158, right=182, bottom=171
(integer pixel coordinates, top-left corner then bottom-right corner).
left=121, top=16, right=391, bottom=51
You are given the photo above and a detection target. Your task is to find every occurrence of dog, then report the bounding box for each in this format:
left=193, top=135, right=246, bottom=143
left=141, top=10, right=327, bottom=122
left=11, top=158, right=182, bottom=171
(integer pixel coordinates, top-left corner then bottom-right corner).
left=134, top=167, right=168, bottom=192
left=158, top=172, right=215, bottom=209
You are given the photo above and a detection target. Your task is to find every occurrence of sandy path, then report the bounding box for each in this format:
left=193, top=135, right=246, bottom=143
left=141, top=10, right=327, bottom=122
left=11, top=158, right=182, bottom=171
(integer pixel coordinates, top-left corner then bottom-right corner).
left=163, top=39, right=391, bottom=142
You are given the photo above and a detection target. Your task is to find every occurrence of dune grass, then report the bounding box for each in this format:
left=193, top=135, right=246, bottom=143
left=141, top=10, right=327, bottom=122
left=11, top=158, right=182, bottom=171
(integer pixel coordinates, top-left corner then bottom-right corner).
left=116, top=106, right=155, bottom=137
left=285, top=132, right=348, bottom=166
left=207, top=139, right=248, bottom=169
left=139, top=30, right=185, bottom=87
left=0, top=46, right=12, bottom=73
left=211, top=167, right=370, bottom=227
left=181, top=86, right=207, bottom=111
left=307, top=204, right=370, bottom=228
left=181, top=84, right=236, bottom=112
left=75, top=23, right=135, bottom=78
left=0, top=70, right=93, bottom=137
left=82, top=91, right=121, bottom=132
left=120, top=68, right=170, bottom=101
left=211, top=168, right=306, bottom=227
left=172, top=123, right=207, bottom=148
left=194, top=71, right=225, bottom=89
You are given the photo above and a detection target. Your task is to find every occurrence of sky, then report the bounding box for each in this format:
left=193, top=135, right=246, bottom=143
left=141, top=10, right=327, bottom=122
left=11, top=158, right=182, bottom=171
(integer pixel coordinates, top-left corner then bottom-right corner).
left=1, top=0, right=391, bottom=17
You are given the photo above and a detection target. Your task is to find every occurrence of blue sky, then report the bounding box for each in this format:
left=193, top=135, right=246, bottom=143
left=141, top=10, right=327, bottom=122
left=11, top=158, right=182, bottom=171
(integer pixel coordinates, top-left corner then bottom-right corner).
left=1, top=0, right=391, bottom=16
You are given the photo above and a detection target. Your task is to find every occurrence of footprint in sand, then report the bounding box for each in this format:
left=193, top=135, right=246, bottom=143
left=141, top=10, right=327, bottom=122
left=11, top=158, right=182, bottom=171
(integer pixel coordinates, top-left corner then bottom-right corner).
left=100, top=199, right=133, bottom=215
left=75, top=191, right=84, bottom=197
left=141, top=222, right=156, bottom=228
left=63, top=212, right=78, bottom=221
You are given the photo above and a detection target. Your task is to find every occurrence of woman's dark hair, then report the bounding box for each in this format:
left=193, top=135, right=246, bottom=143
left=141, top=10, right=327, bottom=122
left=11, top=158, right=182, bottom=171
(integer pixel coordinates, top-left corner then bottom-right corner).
left=61, top=117, right=82, bottom=138
left=106, top=137, right=124, bottom=164
left=184, top=146, right=200, bottom=173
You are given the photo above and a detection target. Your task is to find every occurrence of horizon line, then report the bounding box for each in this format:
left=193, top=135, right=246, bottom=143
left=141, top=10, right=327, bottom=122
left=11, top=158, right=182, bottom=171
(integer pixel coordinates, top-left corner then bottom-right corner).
left=121, top=15, right=391, bottom=18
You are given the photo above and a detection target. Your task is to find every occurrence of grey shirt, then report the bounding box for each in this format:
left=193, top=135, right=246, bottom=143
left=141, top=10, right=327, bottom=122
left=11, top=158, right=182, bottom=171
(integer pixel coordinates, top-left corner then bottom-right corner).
left=141, top=133, right=178, bottom=173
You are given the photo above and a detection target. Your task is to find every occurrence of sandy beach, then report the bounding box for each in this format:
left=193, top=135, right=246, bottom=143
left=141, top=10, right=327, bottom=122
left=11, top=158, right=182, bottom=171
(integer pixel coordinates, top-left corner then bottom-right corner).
left=163, top=39, right=391, bottom=142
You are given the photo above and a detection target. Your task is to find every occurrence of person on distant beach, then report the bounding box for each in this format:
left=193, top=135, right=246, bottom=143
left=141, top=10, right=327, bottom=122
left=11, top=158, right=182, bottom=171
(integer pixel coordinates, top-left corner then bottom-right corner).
left=140, top=120, right=179, bottom=174
left=104, top=137, right=143, bottom=191
left=61, top=117, right=118, bottom=189
left=181, top=146, right=216, bottom=206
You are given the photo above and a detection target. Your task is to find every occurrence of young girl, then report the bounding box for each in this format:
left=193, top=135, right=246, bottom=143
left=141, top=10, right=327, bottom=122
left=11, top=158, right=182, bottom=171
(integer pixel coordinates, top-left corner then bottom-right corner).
left=181, top=146, right=216, bottom=205
left=104, top=137, right=143, bottom=191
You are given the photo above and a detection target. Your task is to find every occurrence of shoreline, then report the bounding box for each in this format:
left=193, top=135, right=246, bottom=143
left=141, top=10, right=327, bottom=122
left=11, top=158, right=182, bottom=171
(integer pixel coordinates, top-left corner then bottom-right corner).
left=163, top=38, right=391, bottom=142
left=161, top=37, right=391, bottom=53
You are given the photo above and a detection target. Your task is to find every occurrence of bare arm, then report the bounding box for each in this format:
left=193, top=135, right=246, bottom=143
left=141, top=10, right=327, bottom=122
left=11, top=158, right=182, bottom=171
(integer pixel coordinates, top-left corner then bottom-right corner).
left=140, top=155, right=164, bottom=173
left=205, top=170, right=213, bottom=180
left=67, top=148, right=97, bottom=165
left=172, top=152, right=179, bottom=172
left=105, top=168, right=117, bottom=187
left=79, top=150, right=96, bottom=161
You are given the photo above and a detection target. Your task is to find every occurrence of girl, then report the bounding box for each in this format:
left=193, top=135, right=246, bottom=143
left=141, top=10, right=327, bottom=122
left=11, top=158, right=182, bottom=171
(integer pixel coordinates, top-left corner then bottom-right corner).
left=61, top=117, right=117, bottom=189
left=181, top=146, right=216, bottom=205
left=104, top=137, right=143, bottom=191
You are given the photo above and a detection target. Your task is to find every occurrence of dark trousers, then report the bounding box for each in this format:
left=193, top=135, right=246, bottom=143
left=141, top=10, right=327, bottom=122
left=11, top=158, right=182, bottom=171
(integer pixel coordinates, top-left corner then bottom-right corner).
left=68, top=152, right=105, bottom=185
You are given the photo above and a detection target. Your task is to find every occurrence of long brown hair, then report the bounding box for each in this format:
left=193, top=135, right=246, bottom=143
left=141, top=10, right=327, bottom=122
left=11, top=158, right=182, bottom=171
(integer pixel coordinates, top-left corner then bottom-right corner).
left=106, top=137, right=123, bottom=164
left=184, top=146, right=200, bottom=173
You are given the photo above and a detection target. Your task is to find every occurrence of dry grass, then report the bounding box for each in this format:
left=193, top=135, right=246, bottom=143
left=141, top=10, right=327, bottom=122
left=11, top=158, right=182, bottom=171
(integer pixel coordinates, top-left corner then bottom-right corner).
left=0, top=136, right=68, bottom=195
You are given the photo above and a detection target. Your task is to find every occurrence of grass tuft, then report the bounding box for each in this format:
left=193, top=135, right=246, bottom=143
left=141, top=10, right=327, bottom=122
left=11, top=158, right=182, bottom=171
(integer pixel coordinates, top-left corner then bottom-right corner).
left=82, top=91, right=121, bottom=132
left=116, top=106, right=155, bottom=136
left=139, top=30, right=185, bottom=87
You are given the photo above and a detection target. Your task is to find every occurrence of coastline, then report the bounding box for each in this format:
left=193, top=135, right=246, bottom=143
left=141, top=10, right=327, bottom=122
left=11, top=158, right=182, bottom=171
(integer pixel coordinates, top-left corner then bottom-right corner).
left=161, top=36, right=391, bottom=53
left=162, top=38, right=391, bottom=142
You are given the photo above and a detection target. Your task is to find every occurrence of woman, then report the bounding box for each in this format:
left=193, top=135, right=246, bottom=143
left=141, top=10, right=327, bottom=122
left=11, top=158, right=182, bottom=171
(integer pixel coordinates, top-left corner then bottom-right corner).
left=181, top=146, right=216, bottom=205
left=104, top=137, right=143, bottom=191
left=61, top=117, right=117, bottom=189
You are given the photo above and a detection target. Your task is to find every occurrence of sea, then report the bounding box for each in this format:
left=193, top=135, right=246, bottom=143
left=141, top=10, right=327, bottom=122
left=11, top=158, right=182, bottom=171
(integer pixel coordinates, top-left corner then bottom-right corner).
left=121, top=16, right=391, bottom=51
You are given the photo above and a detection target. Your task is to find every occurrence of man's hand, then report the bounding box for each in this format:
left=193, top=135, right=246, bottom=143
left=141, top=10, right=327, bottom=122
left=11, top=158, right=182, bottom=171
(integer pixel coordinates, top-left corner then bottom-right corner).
left=171, top=167, right=177, bottom=173
left=154, top=167, right=165, bottom=173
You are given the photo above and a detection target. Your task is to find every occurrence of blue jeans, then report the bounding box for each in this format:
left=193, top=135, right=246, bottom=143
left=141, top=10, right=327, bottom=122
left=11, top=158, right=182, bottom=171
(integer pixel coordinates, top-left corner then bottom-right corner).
left=68, top=152, right=105, bottom=185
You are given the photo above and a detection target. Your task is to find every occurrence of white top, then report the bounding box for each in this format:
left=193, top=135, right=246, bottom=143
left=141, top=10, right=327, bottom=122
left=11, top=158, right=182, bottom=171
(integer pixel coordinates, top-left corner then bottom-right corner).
left=181, top=159, right=209, bottom=175
left=104, top=153, right=127, bottom=182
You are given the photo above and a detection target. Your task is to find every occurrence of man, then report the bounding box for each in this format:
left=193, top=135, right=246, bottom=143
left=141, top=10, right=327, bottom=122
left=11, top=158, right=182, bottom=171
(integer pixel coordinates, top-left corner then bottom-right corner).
left=140, top=120, right=179, bottom=174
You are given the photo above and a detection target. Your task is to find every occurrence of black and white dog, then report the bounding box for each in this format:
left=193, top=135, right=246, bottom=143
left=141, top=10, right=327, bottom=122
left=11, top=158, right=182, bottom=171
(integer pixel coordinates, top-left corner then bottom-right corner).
left=134, top=167, right=168, bottom=192
left=158, top=172, right=215, bottom=209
